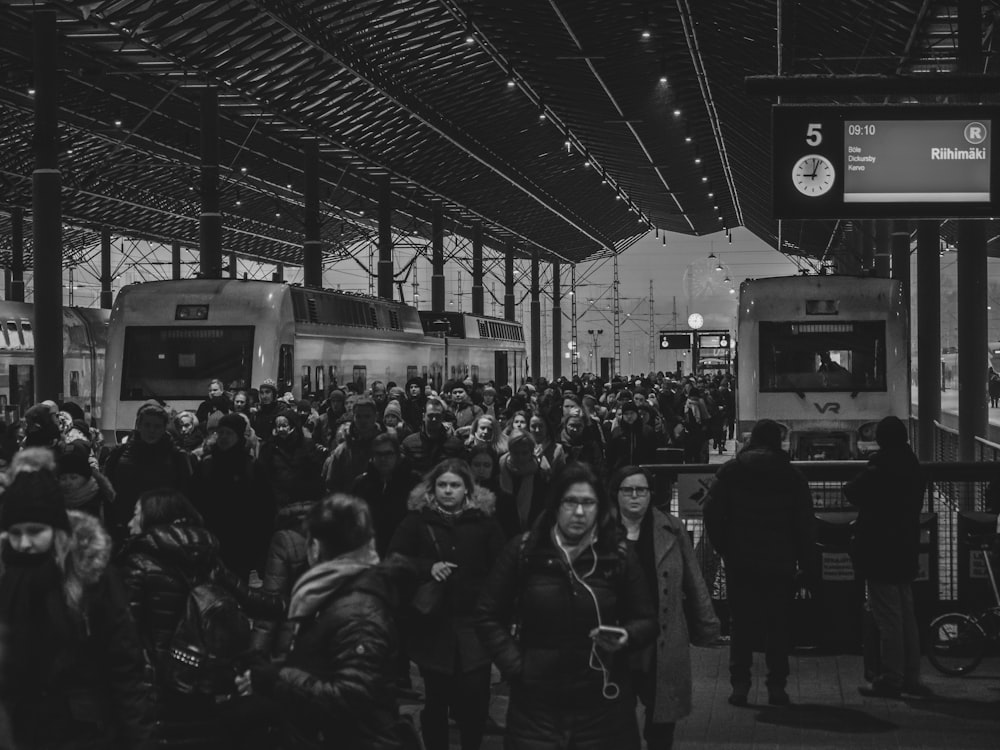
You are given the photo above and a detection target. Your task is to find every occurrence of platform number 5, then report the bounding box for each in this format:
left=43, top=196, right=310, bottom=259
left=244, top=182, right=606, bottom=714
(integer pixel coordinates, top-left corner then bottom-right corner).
left=805, top=123, right=823, bottom=146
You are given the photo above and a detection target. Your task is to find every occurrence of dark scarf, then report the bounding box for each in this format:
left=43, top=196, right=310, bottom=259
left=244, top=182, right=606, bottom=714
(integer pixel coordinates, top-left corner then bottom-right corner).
left=0, top=548, right=77, bottom=697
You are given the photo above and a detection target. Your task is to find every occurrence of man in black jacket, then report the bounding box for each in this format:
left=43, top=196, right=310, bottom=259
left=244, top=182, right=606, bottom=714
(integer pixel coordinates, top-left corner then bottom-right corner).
left=703, top=419, right=816, bottom=707
left=844, top=416, right=929, bottom=698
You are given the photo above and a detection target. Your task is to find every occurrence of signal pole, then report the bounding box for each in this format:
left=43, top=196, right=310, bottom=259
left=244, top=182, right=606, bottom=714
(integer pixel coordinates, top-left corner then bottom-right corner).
left=648, top=279, right=655, bottom=375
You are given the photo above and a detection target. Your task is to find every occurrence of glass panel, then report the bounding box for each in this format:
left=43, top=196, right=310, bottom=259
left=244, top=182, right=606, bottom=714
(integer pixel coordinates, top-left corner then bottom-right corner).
left=301, top=365, right=312, bottom=397
left=759, top=321, right=886, bottom=393
left=352, top=365, right=367, bottom=392
left=120, top=326, right=254, bottom=401
left=278, top=345, right=294, bottom=395
left=316, top=365, right=325, bottom=396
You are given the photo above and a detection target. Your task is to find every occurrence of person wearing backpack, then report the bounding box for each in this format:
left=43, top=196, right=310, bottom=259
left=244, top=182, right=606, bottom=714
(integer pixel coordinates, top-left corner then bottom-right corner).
left=0, top=469, right=153, bottom=749
left=117, top=488, right=283, bottom=749
left=475, top=464, right=657, bottom=750
left=236, top=493, right=418, bottom=750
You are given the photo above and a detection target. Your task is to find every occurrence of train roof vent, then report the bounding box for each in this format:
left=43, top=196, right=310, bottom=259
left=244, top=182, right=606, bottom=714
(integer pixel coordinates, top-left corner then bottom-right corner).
left=369, top=305, right=378, bottom=327
left=478, top=320, right=488, bottom=337
left=389, top=310, right=401, bottom=330
left=307, top=297, right=319, bottom=323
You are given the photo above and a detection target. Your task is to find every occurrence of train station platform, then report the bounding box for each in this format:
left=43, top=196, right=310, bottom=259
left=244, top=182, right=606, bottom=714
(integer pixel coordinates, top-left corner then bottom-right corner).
left=404, top=651, right=1000, bottom=749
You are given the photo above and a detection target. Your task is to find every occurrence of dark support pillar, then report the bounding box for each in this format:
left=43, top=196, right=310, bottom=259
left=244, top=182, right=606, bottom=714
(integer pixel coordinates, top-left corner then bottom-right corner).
left=916, top=221, right=941, bottom=460
left=303, top=141, right=322, bottom=288
left=958, top=221, right=988, bottom=462
left=3, top=270, right=10, bottom=300
left=551, top=262, right=561, bottom=380
left=530, top=250, right=540, bottom=381
left=228, top=251, right=237, bottom=279
left=431, top=202, right=445, bottom=312
left=874, top=221, right=891, bottom=277
left=32, top=9, right=63, bottom=403
left=504, top=247, right=515, bottom=322
left=100, top=228, right=113, bottom=309
left=273, top=263, right=284, bottom=283
left=171, top=241, right=181, bottom=279
left=471, top=224, right=484, bottom=315
left=377, top=174, right=393, bottom=299
left=199, top=86, right=222, bottom=279
left=10, top=207, right=25, bottom=302
left=891, top=221, right=911, bottom=311
left=861, top=221, right=875, bottom=272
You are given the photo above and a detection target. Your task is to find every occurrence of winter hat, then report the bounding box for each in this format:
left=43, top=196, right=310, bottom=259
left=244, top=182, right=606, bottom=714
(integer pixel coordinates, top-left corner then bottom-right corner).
left=875, top=416, right=908, bottom=449
left=217, top=412, right=247, bottom=438
left=55, top=446, right=93, bottom=479
left=748, top=419, right=783, bottom=452
left=0, top=469, right=70, bottom=532
left=60, top=401, right=86, bottom=423
left=383, top=400, right=403, bottom=420
left=405, top=377, right=424, bottom=392
left=23, top=404, right=61, bottom=447
left=259, top=378, right=277, bottom=393
left=620, top=400, right=638, bottom=415
left=296, top=399, right=313, bottom=415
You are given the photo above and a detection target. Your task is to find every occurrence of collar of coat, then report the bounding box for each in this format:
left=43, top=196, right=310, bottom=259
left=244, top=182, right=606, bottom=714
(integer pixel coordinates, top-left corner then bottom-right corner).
left=406, top=481, right=496, bottom=516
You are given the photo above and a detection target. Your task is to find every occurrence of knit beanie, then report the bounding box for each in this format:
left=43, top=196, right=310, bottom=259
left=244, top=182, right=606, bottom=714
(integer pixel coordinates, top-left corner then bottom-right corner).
left=383, top=400, right=403, bottom=420
left=217, top=412, right=247, bottom=438
left=0, top=470, right=70, bottom=532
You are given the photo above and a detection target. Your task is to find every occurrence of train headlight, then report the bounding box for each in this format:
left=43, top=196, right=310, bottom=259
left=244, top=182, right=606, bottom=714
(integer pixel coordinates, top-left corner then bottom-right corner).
left=857, top=421, right=878, bottom=442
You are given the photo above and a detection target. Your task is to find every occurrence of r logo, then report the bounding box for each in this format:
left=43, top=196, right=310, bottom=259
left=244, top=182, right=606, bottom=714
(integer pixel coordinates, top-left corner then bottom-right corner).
left=814, top=402, right=841, bottom=414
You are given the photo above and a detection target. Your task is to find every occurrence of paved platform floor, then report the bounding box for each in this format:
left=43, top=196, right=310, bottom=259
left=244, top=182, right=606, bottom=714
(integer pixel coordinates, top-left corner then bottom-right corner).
left=402, top=649, right=1000, bottom=749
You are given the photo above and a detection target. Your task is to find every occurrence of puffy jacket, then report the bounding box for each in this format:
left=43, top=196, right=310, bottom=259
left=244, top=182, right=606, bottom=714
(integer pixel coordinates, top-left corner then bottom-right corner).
left=0, top=512, right=153, bottom=750
left=703, top=447, right=816, bottom=579
left=256, top=430, right=325, bottom=510
left=475, top=529, right=656, bottom=704
left=249, top=557, right=416, bottom=750
left=322, top=425, right=384, bottom=492
left=843, top=446, right=926, bottom=582
left=250, top=516, right=310, bottom=658
left=104, top=436, right=194, bottom=544
left=399, top=429, right=465, bottom=474
left=387, top=484, right=505, bottom=674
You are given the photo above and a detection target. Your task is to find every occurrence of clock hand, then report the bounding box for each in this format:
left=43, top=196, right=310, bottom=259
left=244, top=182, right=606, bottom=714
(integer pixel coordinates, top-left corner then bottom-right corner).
left=808, top=158, right=819, bottom=179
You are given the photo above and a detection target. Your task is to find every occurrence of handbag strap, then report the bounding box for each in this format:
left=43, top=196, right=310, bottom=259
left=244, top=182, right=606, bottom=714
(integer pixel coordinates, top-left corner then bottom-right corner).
left=425, top=523, right=445, bottom=560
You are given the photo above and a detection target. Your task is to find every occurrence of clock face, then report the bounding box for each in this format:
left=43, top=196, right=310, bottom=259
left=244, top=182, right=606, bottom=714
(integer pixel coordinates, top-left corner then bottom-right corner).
left=687, top=313, right=704, bottom=330
left=792, top=154, right=836, bottom=196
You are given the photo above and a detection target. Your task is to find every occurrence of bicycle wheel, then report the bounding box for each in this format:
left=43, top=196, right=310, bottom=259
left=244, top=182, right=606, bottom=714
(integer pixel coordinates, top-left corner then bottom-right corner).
left=927, top=613, right=987, bottom=676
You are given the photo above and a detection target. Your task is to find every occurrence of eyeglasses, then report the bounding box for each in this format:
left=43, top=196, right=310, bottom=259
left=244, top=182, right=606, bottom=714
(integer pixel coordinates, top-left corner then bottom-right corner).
left=561, top=498, right=599, bottom=511
left=618, top=486, right=650, bottom=497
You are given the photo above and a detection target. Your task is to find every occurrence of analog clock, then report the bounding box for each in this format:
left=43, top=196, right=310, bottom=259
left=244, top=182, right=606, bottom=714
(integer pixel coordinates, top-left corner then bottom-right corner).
left=687, top=313, right=704, bottom=330
left=791, top=154, right=836, bottom=197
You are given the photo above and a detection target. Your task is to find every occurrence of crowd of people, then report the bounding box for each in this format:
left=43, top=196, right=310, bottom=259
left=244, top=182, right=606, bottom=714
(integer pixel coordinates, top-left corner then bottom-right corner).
left=0, top=368, right=933, bottom=750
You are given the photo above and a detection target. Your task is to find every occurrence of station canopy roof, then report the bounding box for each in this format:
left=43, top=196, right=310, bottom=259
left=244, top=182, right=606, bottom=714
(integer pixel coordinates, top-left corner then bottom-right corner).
left=0, top=1, right=993, bottom=271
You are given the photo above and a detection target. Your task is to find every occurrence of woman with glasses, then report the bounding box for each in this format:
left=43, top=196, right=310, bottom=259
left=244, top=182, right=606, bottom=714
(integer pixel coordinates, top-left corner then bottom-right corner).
left=610, top=466, right=720, bottom=750
left=476, top=464, right=656, bottom=750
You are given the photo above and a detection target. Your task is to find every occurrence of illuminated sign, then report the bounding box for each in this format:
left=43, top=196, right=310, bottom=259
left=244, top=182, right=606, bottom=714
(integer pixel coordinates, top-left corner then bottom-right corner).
left=659, top=332, right=692, bottom=350
left=698, top=333, right=730, bottom=349
left=773, top=104, right=1000, bottom=219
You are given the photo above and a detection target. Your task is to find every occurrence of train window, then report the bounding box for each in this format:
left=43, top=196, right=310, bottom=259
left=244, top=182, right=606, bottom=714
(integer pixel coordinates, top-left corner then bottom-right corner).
left=316, top=365, right=325, bottom=396
left=0, top=322, right=8, bottom=349
left=19, top=321, right=33, bottom=350
left=70, top=371, right=80, bottom=397
left=119, top=325, right=254, bottom=401
left=6, top=322, right=19, bottom=349
left=406, top=365, right=419, bottom=382
left=470, top=365, right=479, bottom=383
left=328, top=366, right=338, bottom=390
left=278, top=345, right=294, bottom=395
left=759, top=321, right=886, bottom=393
left=352, top=365, right=367, bottom=392
left=301, top=366, right=312, bottom=398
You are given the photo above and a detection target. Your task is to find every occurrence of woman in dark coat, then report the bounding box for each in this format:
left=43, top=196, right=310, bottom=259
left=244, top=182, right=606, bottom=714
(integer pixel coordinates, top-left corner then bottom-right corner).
left=117, top=487, right=283, bottom=749
left=495, top=431, right=550, bottom=540
left=255, top=411, right=324, bottom=513
left=611, top=466, right=720, bottom=749
left=475, top=464, right=657, bottom=750
left=388, top=459, right=505, bottom=750
left=0, top=470, right=152, bottom=749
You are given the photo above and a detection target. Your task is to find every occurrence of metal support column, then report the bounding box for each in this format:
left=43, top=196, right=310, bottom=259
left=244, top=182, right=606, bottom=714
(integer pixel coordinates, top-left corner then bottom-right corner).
left=377, top=173, right=393, bottom=299
left=171, top=241, right=182, bottom=279
left=10, top=207, right=25, bottom=302
left=199, top=87, right=222, bottom=279
left=874, top=221, right=891, bottom=277
left=613, top=253, right=621, bottom=376
left=551, top=262, right=561, bottom=380
left=431, top=202, right=445, bottom=312
left=504, top=247, right=516, bottom=322
left=570, top=264, right=578, bottom=377
left=32, top=9, right=63, bottom=402
left=891, top=221, right=911, bottom=311
left=530, top=250, right=541, bottom=382
left=228, top=251, right=237, bottom=279
left=273, top=263, right=284, bottom=283
left=471, top=224, right=484, bottom=315
left=303, top=140, right=323, bottom=288
left=958, top=221, right=988, bottom=462
left=916, top=221, right=940, bottom=460
left=100, top=228, right=113, bottom=309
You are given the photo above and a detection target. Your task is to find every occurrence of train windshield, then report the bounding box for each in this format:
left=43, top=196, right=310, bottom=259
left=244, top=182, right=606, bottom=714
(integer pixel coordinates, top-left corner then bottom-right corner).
left=120, top=326, right=254, bottom=401
left=759, top=321, right=886, bottom=393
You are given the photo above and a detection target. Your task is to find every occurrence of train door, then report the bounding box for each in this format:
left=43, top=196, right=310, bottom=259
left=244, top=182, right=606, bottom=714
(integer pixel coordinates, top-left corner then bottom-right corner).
left=277, top=345, right=294, bottom=396
left=9, top=364, right=33, bottom=419
left=494, top=352, right=509, bottom=387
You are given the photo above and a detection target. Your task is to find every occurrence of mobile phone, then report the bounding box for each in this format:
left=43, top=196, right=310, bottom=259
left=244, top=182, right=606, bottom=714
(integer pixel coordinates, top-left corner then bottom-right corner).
left=594, top=625, right=627, bottom=639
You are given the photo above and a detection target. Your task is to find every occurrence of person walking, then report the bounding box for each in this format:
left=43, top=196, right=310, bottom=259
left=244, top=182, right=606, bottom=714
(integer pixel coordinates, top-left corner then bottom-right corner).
left=843, top=416, right=931, bottom=698
left=611, top=466, right=720, bottom=749
left=703, top=419, right=816, bottom=706
left=475, top=464, right=656, bottom=750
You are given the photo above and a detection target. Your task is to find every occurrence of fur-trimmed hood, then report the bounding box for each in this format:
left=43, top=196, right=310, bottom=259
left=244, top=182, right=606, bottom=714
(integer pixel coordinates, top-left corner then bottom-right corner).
left=406, top=481, right=496, bottom=516
left=64, top=510, right=114, bottom=610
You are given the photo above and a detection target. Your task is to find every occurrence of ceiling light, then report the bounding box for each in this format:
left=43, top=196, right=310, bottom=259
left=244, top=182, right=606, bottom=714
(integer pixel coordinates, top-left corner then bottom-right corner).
left=27, top=88, right=35, bottom=96
left=507, top=78, right=516, bottom=88
left=728, top=287, right=735, bottom=294
left=539, top=112, right=547, bottom=120
left=673, top=109, right=681, bottom=117
left=286, top=183, right=292, bottom=189
left=275, top=211, right=281, bottom=217
left=708, top=251, right=717, bottom=261
left=701, top=176, right=708, bottom=182
left=684, top=136, right=692, bottom=143
left=715, top=261, right=724, bottom=271
left=724, top=275, right=732, bottom=284
left=659, top=74, right=667, bottom=84
left=114, top=119, right=123, bottom=127
left=708, top=192, right=714, bottom=197
left=583, top=160, right=591, bottom=167
left=240, top=166, right=247, bottom=174
left=694, top=157, right=701, bottom=164
left=641, top=30, right=651, bottom=39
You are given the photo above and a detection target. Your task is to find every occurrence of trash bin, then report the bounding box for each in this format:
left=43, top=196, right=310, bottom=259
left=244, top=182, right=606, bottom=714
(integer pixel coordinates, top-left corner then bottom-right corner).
left=811, top=511, right=864, bottom=652
left=957, top=510, right=999, bottom=610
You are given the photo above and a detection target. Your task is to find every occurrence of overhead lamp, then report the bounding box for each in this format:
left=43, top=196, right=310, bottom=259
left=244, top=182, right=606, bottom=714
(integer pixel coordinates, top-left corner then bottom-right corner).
left=728, top=287, right=736, bottom=294
left=724, top=275, right=732, bottom=284
left=286, top=183, right=292, bottom=189
left=728, top=233, right=733, bottom=244
left=707, top=251, right=717, bottom=261
left=235, top=190, right=242, bottom=207
left=708, top=192, right=714, bottom=197
left=615, top=194, right=622, bottom=200
left=673, top=109, right=681, bottom=117
left=659, top=57, right=667, bottom=84
left=27, top=87, right=35, bottom=96
left=641, top=29, right=651, bottom=39
left=715, top=260, right=724, bottom=272
left=565, top=139, right=572, bottom=152
left=539, top=111, right=547, bottom=121
left=659, top=73, right=667, bottom=84
left=701, top=176, right=708, bottom=182
left=684, top=135, right=692, bottom=143
left=583, top=160, right=591, bottom=167
left=694, top=157, right=701, bottom=164
left=275, top=210, right=281, bottom=218
left=240, top=166, right=247, bottom=174
left=506, top=77, right=516, bottom=88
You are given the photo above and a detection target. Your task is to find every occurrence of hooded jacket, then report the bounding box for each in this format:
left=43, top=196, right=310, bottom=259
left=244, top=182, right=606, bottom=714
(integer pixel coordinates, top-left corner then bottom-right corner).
left=387, top=483, right=505, bottom=674
left=607, top=418, right=658, bottom=471
left=0, top=511, right=152, bottom=749
left=703, top=446, right=816, bottom=579
left=843, top=445, right=926, bottom=582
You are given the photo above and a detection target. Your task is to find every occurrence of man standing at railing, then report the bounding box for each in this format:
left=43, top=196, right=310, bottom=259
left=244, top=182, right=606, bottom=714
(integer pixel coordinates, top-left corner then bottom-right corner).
left=844, top=416, right=932, bottom=698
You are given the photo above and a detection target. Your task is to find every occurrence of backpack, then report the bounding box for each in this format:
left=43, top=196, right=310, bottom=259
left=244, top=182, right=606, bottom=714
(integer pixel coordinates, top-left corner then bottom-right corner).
left=162, top=577, right=252, bottom=698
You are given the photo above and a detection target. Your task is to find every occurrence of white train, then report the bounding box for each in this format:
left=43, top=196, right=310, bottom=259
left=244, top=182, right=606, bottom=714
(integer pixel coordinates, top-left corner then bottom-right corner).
left=737, top=275, right=909, bottom=459
left=101, top=279, right=526, bottom=443
left=0, top=301, right=109, bottom=424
